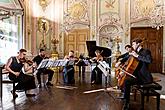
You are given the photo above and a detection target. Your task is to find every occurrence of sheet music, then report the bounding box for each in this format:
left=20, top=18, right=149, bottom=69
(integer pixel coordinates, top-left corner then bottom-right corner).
left=57, top=59, right=68, bottom=66
left=47, top=59, right=55, bottom=68
left=98, top=61, right=110, bottom=77
left=37, top=59, right=49, bottom=69
left=98, top=61, right=110, bottom=69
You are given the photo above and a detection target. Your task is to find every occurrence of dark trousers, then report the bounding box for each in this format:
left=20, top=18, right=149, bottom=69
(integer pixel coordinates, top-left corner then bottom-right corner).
left=91, top=67, right=102, bottom=84
left=36, top=68, right=54, bottom=84
left=9, top=72, right=36, bottom=91
left=78, top=66, right=85, bottom=78
left=63, top=66, right=75, bottom=84
left=124, top=77, right=137, bottom=104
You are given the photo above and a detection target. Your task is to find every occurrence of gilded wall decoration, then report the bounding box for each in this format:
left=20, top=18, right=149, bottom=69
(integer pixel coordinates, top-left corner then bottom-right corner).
left=98, top=12, right=123, bottom=49
left=130, top=0, right=155, bottom=23
left=38, top=17, right=50, bottom=34
left=37, top=17, right=52, bottom=50
left=63, top=0, right=89, bottom=31
left=98, top=0, right=122, bottom=48
left=100, top=0, right=119, bottom=15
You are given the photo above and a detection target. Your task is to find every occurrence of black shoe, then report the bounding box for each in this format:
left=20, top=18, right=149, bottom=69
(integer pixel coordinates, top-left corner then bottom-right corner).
left=26, top=94, right=36, bottom=97
left=38, top=84, right=42, bottom=88
left=46, top=82, right=53, bottom=86
left=124, top=103, right=129, bottom=110
left=91, top=81, right=95, bottom=85
left=11, top=90, right=18, bottom=98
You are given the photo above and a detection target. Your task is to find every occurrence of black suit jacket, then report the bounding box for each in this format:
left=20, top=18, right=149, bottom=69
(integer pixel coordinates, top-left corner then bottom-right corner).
left=134, top=48, right=153, bottom=84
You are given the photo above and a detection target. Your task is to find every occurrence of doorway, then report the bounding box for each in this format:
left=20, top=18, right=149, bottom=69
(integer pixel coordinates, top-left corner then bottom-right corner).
left=131, top=27, right=163, bottom=73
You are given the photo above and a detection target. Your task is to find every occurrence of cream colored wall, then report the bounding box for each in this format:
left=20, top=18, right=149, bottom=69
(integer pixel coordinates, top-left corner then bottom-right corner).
left=23, top=0, right=61, bottom=56
left=22, top=0, right=165, bottom=72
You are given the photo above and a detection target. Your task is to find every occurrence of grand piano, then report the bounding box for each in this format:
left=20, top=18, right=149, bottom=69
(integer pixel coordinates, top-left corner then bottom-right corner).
left=86, top=41, right=111, bottom=58
left=86, top=41, right=111, bottom=67
left=86, top=41, right=112, bottom=84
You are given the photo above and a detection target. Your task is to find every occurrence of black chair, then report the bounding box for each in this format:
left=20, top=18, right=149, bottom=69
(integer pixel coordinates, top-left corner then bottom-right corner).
left=133, top=82, right=162, bottom=110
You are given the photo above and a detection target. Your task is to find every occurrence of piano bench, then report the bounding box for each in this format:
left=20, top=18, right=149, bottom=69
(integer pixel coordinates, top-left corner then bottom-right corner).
left=133, top=82, right=162, bottom=110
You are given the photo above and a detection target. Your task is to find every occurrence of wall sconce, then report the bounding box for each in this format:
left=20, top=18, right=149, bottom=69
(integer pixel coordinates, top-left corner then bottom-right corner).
left=38, top=17, right=49, bottom=50
left=113, top=36, right=122, bottom=57
left=38, top=17, right=49, bottom=33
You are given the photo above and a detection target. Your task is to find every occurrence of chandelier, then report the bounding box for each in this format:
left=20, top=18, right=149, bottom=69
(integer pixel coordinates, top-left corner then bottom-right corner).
left=150, top=0, right=165, bottom=30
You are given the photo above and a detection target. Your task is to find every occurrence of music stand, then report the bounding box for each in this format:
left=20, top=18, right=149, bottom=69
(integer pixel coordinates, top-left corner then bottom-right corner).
left=83, top=61, right=121, bottom=109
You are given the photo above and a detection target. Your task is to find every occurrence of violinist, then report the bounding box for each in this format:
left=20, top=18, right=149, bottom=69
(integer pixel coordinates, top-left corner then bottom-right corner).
left=91, top=50, right=103, bottom=84
left=115, top=45, right=132, bottom=65
left=63, top=50, right=77, bottom=85
left=122, top=38, right=153, bottom=110
left=32, top=49, right=54, bottom=88
left=5, top=49, right=36, bottom=98
left=20, top=58, right=35, bottom=74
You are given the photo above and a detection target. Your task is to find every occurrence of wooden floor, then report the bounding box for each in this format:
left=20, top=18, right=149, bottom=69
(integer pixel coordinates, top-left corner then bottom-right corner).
left=1, top=71, right=165, bottom=110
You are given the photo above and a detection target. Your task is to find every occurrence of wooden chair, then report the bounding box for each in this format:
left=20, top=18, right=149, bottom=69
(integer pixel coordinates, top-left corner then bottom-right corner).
left=0, top=65, right=16, bottom=99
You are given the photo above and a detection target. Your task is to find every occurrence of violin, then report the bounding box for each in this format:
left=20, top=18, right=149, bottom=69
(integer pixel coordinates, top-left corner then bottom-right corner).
left=19, top=58, right=33, bottom=65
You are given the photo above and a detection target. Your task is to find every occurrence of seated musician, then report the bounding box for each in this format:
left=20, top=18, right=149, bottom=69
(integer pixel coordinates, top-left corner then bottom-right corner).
left=90, top=50, right=103, bottom=84
left=115, top=45, right=132, bottom=79
left=32, top=49, right=54, bottom=88
left=5, top=49, right=36, bottom=98
left=116, top=45, right=132, bottom=64
left=63, top=50, right=77, bottom=85
left=120, top=38, right=153, bottom=110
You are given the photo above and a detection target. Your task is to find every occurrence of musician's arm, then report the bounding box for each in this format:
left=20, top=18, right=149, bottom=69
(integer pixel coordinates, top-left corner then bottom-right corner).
left=5, top=57, right=20, bottom=76
left=24, top=62, right=36, bottom=72
left=120, top=54, right=130, bottom=64
left=64, top=55, right=69, bottom=59
left=137, top=49, right=152, bottom=64
left=117, top=52, right=128, bottom=61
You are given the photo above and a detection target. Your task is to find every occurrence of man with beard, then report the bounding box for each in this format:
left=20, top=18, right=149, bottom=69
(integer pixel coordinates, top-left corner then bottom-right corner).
left=33, top=49, right=54, bottom=88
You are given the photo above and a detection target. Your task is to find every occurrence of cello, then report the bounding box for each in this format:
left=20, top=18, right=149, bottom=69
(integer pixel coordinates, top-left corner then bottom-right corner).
left=115, top=55, right=139, bottom=88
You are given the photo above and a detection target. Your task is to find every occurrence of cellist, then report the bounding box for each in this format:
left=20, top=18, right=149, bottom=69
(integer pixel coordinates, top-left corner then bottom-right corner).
left=122, top=38, right=153, bottom=110
left=115, top=45, right=133, bottom=89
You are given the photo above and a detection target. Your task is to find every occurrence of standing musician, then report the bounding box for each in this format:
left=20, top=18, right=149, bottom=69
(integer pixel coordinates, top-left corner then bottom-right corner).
left=5, top=49, right=36, bottom=98
left=121, top=38, right=153, bottom=110
left=63, top=50, right=78, bottom=85
left=90, top=50, right=103, bottom=84
left=33, top=49, right=54, bottom=88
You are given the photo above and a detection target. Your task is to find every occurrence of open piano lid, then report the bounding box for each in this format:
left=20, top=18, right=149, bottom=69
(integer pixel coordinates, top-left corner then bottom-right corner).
left=86, top=41, right=111, bottom=58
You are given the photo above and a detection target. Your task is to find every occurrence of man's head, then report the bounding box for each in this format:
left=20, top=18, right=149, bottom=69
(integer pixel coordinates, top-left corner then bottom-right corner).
left=132, top=38, right=142, bottom=50
left=39, top=49, right=45, bottom=58
left=18, top=49, right=27, bottom=59
left=125, top=45, right=132, bottom=52
left=69, top=50, right=74, bottom=57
